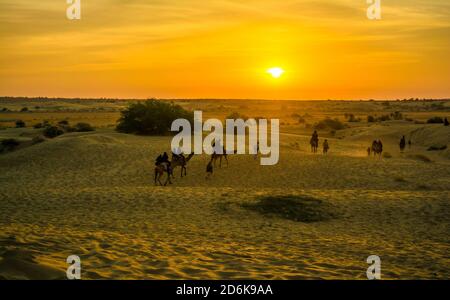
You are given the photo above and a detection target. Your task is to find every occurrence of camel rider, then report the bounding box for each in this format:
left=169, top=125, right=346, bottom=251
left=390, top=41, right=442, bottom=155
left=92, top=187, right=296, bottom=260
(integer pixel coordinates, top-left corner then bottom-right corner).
left=162, top=152, right=170, bottom=163
left=378, top=140, right=383, bottom=152
left=155, top=154, right=163, bottom=166
left=312, top=130, right=318, bottom=142
left=172, top=146, right=183, bottom=161
left=156, top=152, right=171, bottom=170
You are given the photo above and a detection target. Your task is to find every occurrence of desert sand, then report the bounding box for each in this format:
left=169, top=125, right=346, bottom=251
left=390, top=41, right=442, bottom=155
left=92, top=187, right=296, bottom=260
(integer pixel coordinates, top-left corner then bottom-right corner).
left=0, top=100, right=449, bottom=279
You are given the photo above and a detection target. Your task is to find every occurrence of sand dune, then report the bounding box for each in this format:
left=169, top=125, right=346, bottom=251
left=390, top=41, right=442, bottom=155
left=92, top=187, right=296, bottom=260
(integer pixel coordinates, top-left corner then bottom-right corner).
left=0, top=124, right=449, bottom=279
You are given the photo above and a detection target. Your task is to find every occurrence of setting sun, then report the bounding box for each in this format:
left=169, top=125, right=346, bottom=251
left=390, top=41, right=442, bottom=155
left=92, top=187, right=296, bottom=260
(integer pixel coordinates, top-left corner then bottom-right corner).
left=267, top=67, right=284, bottom=79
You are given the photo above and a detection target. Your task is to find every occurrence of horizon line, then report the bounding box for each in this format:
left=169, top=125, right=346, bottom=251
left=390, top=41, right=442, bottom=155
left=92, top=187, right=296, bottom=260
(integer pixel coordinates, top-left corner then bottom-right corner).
left=1, top=96, right=449, bottom=102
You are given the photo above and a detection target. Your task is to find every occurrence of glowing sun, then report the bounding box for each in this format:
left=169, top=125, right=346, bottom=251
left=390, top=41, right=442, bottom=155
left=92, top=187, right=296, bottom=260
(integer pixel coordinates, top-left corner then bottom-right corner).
left=267, top=67, right=284, bottom=78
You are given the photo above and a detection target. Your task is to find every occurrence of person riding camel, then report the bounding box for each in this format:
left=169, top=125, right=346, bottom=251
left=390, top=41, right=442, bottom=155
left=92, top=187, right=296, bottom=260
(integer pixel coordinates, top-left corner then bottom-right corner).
left=156, top=152, right=171, bottom=171
left=312, top=130, right=318, bottom=142
left=378, top=140, right=383, bottom=153
left=155, top=154, right=163, bottom=166
left=172, top=146, right=183, bottom=161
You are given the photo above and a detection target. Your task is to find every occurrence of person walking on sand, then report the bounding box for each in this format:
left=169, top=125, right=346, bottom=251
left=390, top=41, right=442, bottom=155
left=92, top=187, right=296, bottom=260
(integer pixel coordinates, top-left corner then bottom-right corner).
left=323, top=139, right=329, bottom=154
left=400, top=135, right=406, bottom=152
left=444, top=118, right=449, bottom=126
left=254, top=141, right=259, bottom=160
left=408, top=138, right=412, bottom=149
left=206, top=159, right=213, bottom=179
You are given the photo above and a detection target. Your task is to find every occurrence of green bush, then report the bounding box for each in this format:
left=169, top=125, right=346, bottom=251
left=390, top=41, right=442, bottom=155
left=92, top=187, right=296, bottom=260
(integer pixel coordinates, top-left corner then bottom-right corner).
left=43, top=126, right=64, bottom=138
left=15, top=120, right=26, bottom=128
left=116, top=100, right=194, bottom=135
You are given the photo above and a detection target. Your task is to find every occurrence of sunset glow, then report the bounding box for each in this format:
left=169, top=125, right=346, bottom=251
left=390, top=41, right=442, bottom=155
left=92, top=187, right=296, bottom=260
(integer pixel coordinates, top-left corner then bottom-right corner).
left=0, top=1, right=449, bottom=99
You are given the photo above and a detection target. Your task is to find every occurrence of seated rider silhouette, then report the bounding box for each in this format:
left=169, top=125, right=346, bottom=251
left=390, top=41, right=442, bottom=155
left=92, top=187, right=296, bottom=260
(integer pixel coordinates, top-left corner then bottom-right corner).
left=156, top=152, right=171, bottom=170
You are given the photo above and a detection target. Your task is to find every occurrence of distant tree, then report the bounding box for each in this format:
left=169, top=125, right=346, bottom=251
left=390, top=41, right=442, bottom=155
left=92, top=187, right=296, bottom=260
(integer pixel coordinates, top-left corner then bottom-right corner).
left=116, top=100, right=193, bottom=135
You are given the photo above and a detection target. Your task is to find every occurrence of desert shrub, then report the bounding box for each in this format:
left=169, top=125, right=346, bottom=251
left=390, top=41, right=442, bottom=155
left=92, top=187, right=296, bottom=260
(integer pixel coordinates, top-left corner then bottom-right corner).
left=383, top=152, right=392, bottom=159
left=116, top=100, right=194, bottom=135
left=344, top=113, right=360, bottom=122
left=33, top=122, right=43, bottom=129
left=314, top=118, right=346, bottom=131
left=1, top=138, right=20, bottom=148
left=21, top=107, right=29, bottom=112
left=226, top=112, right=249, bottom=120
left=367, top=115, right=376, bottom=123
left=74, top=122, right=94, bottom=132
left=427, top=116, right=444, bottom=124
left=1, top=108, right=8, bottom=112
left=1, top=138, right=20, bottom=152
left=410, top=154, right=432, bottom=163
left=394, top=176, right=407, bottom=183
left=242, top=195, right=337, bottom=223
left=377, top=114, right=391, bottom=122
left=297, top=116, right=306, bottom=124
left=31, top=136, right=45, bottom=145
left=15, top=120, right=26, bottom=128
left=390, top=111, right=403, bottom=120
left=58, top=120, right=69, bottom=126
left=427, top=145, right=447, bottom=151
left=43, top=126, right=64, bottom=138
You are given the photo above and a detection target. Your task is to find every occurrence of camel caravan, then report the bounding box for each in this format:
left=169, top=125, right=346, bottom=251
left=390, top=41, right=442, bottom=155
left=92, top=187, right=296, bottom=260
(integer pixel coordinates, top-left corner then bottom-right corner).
left=154, top=130, right=411, bottom=186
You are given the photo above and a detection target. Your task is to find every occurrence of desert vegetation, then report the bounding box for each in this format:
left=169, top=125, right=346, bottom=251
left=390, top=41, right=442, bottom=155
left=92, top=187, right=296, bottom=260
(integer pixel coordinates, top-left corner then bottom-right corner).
left=116, top=100, right=193, bottom=135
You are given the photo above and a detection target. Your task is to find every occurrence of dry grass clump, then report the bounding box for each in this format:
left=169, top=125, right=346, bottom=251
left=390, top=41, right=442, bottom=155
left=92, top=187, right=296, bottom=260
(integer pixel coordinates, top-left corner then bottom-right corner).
left=242, top=195, right=337, bottom=223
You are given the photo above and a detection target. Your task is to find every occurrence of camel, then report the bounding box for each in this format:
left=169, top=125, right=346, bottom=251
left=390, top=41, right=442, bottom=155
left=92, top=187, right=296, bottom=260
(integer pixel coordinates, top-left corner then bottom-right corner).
left=154, top=162, right=172, bottom=186
left=211, top=146, right=235, bottom=168
left=371, top=140, right=383, bottom=158
left=171, top=153, right=195, bottom=178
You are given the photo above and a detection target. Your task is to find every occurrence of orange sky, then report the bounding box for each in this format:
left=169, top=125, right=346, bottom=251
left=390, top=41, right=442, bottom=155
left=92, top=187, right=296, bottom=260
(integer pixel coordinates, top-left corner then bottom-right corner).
left=0, top=0, right=449, bottom=100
